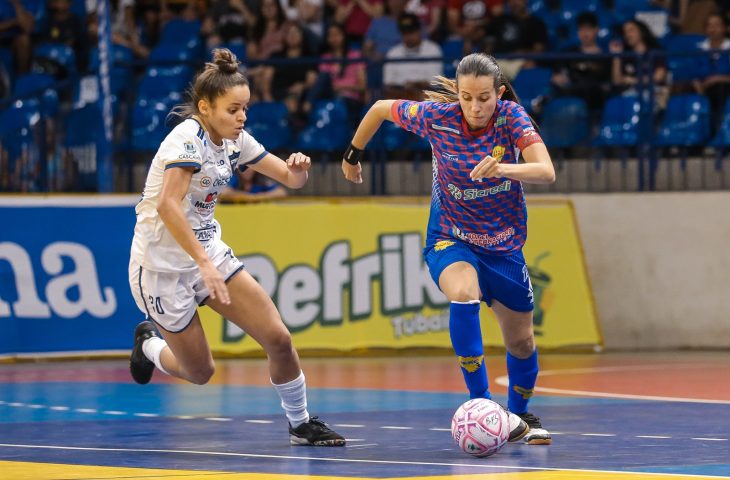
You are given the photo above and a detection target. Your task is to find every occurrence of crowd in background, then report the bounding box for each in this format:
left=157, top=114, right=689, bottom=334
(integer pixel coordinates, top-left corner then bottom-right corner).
left=2, top=0, right=730, bottom=192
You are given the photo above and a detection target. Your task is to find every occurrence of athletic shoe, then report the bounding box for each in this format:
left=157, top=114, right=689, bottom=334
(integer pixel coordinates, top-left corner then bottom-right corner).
left=289, top=416, right=346, bottom=446
left=505, top=409, right=530, bottom=442
left=130, top=321, right=157, bottom=385
left=518, top=412, right=552, bottom=445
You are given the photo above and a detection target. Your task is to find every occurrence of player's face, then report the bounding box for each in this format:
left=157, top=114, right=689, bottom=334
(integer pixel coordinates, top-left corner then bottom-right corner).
left=457, top=74, right=505, bottom=130
left=203, top=84, right=250, bottom=144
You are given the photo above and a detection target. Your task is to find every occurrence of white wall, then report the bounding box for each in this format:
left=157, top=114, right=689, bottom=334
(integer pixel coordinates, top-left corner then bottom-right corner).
left=568, top=192, right=730, bottom=349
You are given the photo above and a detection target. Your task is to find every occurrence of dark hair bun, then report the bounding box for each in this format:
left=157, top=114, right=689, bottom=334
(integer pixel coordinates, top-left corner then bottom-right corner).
left=211, top=48, right=240, bottom=74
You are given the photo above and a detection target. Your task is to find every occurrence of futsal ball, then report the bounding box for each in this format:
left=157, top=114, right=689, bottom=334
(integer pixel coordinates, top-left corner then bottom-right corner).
left=451, top=398, right=510, bottom=457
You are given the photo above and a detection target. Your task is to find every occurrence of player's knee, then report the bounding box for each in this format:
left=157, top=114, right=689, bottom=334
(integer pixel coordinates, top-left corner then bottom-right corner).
left=266, top=330, right=295, bottom=359
left=188, top=361, right=215, bottom=385
left=449, top=287, right=480, bottom=303
left=507, top=336, right=535, bottom=358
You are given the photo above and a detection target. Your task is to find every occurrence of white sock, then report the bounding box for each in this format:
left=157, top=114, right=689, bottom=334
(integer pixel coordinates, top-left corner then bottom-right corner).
left=271, top=371, right=309, bottom=428
left=142, top=336, right=169, bottom=375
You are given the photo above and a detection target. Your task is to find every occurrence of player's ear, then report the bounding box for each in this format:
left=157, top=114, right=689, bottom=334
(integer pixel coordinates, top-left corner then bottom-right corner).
left=497, top=85, right=506, bottom=99
left=198, top=99, right=210, bottom=116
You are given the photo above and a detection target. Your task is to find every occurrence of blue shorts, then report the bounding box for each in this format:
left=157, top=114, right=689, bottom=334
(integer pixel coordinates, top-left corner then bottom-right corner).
left=423, top=240, right=534, bottom=312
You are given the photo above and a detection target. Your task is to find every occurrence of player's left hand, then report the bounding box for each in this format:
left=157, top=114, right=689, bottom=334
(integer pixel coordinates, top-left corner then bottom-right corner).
left=470, top=155, right=503, bottom=181
left=286, top=152, right=311, bottom=172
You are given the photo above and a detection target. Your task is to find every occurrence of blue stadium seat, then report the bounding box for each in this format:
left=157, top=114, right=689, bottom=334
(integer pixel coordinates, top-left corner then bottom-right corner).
left=296, top=99, right=350, bottom=151
left=593, top=95, right=641, bottom=146
left=159, top=19, right=203, bottom=56
left=654, top=94, right=710, bottom=147
left=663, top=34, right=709, bottom=82
left=149, top=43, right=196, bottom=66
left=138, top=65, right=192, bottom=101
left=511, top=67, right=552, bottom=114
left=244, top=101, right=291, bottom=151
left=539, top=97, right=589, bottom=148
left=0, top=102, right=39, bottom=160
left=12, top=72, right=59, bottom=116
left=612, top=0, right=656, bottom=23
left=441, top=38, right=463, bottom=77
left=131, top=99, right=173, bottom=151
left=211, top=43, right=247, bottom=64
left=33, top=42, right=76, bottom=77
left=89, top=45, right=133, bottom=95
left=64, top=105, right=100, bottom=147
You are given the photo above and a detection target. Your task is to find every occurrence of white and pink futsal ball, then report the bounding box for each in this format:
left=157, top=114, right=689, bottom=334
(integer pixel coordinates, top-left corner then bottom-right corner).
left=451, top=398, right=510, bottom=457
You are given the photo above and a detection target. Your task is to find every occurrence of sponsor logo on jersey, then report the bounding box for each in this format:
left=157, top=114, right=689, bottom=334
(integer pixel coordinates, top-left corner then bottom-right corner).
left=447, top=180, right=511, bottom=201
left=495, top=115, right=507, bottom=126
left=200, top=176, right=212, bottom=187
left=184, top=141, right=196, bottom=154
left=228, top=145, right=241, bottom=161
left=212, top=175, right=231, bottom=187
left=407, top=104, right=419, bottom=117
left=434, top=240, right=455, bottom=251
left=451, top=225, right=515, bottom=248
left=442, top=152, right=458, bottom=162
left=492, top=145, right=505, bottom=162
left=194, top=191, right=218, bottom=210
left=178, top=153, right=200, bottom=160
left=430, top=123, right=461, bottom=134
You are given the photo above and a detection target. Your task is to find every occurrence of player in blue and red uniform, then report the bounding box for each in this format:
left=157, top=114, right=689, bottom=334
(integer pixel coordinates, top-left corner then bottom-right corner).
left=342, top=53, right=555, bottom=445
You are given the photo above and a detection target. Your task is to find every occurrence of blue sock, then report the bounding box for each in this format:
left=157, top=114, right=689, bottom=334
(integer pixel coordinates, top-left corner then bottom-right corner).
left=506, top=349, right=539, bottom=414
left=449, top=301, right=489, bottom=399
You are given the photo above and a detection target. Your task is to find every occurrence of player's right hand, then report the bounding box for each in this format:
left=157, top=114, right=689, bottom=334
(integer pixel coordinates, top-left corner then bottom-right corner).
left=342, top=159, right=363, bottom=184
left=199, top=260, right=230, bottom=305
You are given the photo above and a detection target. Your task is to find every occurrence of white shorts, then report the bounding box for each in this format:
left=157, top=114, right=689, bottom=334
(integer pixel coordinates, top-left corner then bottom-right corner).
left=129, top=239, right=244, bottom=333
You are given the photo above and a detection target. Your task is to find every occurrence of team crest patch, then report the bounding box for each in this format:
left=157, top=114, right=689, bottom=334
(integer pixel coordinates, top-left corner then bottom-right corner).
left=200, top=176, right=212, bottom=187
left=184, top=141, right=196, bottom=154
left=495, top=115, right=507, bottom=126
left=434, top=240, right=455, bottom=251
left=492, top=145, right=505, bottom=162
left=408, top=104, right=419, bottom=118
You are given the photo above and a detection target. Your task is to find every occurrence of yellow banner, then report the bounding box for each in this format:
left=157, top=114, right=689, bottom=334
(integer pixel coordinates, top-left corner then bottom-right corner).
left=202, top=199, right=601, bottom=353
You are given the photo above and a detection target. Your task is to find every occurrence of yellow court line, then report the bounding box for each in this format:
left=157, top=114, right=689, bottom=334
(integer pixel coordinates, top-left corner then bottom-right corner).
left=2, top=461, right=727, bottom=480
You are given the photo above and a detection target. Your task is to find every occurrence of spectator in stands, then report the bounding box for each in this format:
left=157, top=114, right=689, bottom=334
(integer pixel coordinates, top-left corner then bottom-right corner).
left=37, top=0, right=89, bottom=74
left=298, top=0, right=325, bottom=49
left=551, top=11, right=611, bottom=112
left=269, top=22, right=318, bottom=117
left=0, top=0, right=33, bottom=73
left=219, top=168, right=288, bottom=202
left=610, top=19, right=668, bottom=97
left=694, top=12, right=730, bottom=127
left=304, top=22, right=366, bottom=127
left=484, top=0, right=547, bottom=73
left=407, top=0, right=447, bottom=42
left=247, top=0, right=289, bottom=101
left=335, top=0, right=383, bottom=44
left=363, top=0, right=407, bottom=60
left=383, top=13, right=443, bottom=100
left=201, top=0, right=257, bottom=48
left=111, top=0, right=150, bottom=59
left=446, top=0, right=501, bottom=42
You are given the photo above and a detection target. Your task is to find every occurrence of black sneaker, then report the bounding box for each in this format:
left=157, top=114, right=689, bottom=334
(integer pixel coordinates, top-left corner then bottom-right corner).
left=130, top=321, right=158, bottom=385
left=289, top=416, right=346, bottom=446
left=504, top=408, right=530, bottom=442
left=518, top=412, right=552, bottom=445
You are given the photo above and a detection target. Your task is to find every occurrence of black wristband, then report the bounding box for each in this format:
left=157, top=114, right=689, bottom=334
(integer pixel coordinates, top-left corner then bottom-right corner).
left=343, top=143, right=364, bottom=165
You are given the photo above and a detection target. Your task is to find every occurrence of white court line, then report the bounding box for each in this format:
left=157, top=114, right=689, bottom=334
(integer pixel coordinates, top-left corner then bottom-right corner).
left=0, top=443, right=724, bottom=479
left=205, top=417, right=232, bottom=422
left=429, top=428, right=450, bottom=432
left=692, top=438, right=728, bottom=441
left=133, top=413, right=158, bottom=417
left=637, top=435, right=672, bottom=439
left=346, top=443, right=378, bottom=449
left=74, top=409, right=97, bottom=414
left=380, top=426, right=413, bottom=430
left=334, top=424, right=364, bottom=428
left=245, top=420, right=273, bottom=424
left=494, top=368, right=730, bottom=404
left=581, top=433, right=616, bottom=437
left=102, top=411, right=126, bottom=415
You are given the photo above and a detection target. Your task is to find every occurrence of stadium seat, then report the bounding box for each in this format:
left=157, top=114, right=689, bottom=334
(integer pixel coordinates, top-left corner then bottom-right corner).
left=64, top=105, right=100, bottom=147
left=296, top=99, right=350, bottom=151
left=131, top=99, right=173, bottom=151
left=137, top=65, right=192, bottom=101
left=663, top=34, right=709, bottom=82
left=511, top=67, right=552, bottom=114
left=212, top=43, right=247, bottom=64
left=12, top=72, right=59, bottom=116
left=33, top=42, right=76, bottom=77
left=244, top=101, right=291, bottom=151
left=159, top=19, right=203, bottom=56
left=441, top=38, right=464, bottom=77
left=149, top=43, right=196, bottom=66
left=0, top=102, right=40, bottom=160
left=654, top=94, right=710, bottom=147
left=539, top=97, right=589, bottom=148
left=593, top=95, right=642, bottom=147
left=612, top=0, right=656, bottom=23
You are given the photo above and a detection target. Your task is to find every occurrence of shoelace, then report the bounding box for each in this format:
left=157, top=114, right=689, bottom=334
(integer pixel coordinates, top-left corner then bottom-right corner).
left=308, top=416, right=333, bottom=431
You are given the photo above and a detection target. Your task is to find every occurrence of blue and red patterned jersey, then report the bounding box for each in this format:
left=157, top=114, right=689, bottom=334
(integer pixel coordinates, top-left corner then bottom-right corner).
left=391, top=99, right=543, bottom=254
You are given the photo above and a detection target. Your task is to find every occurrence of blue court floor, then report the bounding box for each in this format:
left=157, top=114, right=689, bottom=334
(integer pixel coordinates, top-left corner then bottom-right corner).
left=1, top=353, right=729, bottom=479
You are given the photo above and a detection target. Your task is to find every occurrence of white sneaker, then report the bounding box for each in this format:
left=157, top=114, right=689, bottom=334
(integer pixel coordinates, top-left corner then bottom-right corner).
left=505, top=409, right=529, bottom=442
left=518, top=412, right=552, bottom=445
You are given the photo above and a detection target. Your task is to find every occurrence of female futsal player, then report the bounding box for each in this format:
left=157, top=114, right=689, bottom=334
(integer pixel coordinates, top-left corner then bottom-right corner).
left=341, top=53, right=554, bottom=445
left=128, top=48, right=345, bottom=447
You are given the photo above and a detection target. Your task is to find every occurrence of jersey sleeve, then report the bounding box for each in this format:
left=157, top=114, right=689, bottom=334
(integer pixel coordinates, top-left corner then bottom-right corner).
left=390, top=100, right=435, bottom=138
left=236, top=129, right=268, bottom=172
left=507, top=102, right=544, bottom=151
left=156, top=123, right=204, bottom=172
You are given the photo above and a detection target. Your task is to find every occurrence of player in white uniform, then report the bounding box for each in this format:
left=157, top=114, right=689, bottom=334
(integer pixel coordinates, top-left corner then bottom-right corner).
left=128, top=48, right=345, bottom=447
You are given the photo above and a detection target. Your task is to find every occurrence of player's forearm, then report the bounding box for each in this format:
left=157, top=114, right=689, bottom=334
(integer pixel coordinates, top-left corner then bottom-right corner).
left=156, top=200, right=211, bottom=265
left=352, top=100, right=394, bottom=149
left=499, top=163, right=556, bottom=184
left=284, top=169, right=308, bottom=189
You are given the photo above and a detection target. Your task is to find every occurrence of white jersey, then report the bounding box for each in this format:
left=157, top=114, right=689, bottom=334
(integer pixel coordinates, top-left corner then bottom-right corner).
left=130, top=117, right=267, bottom=272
